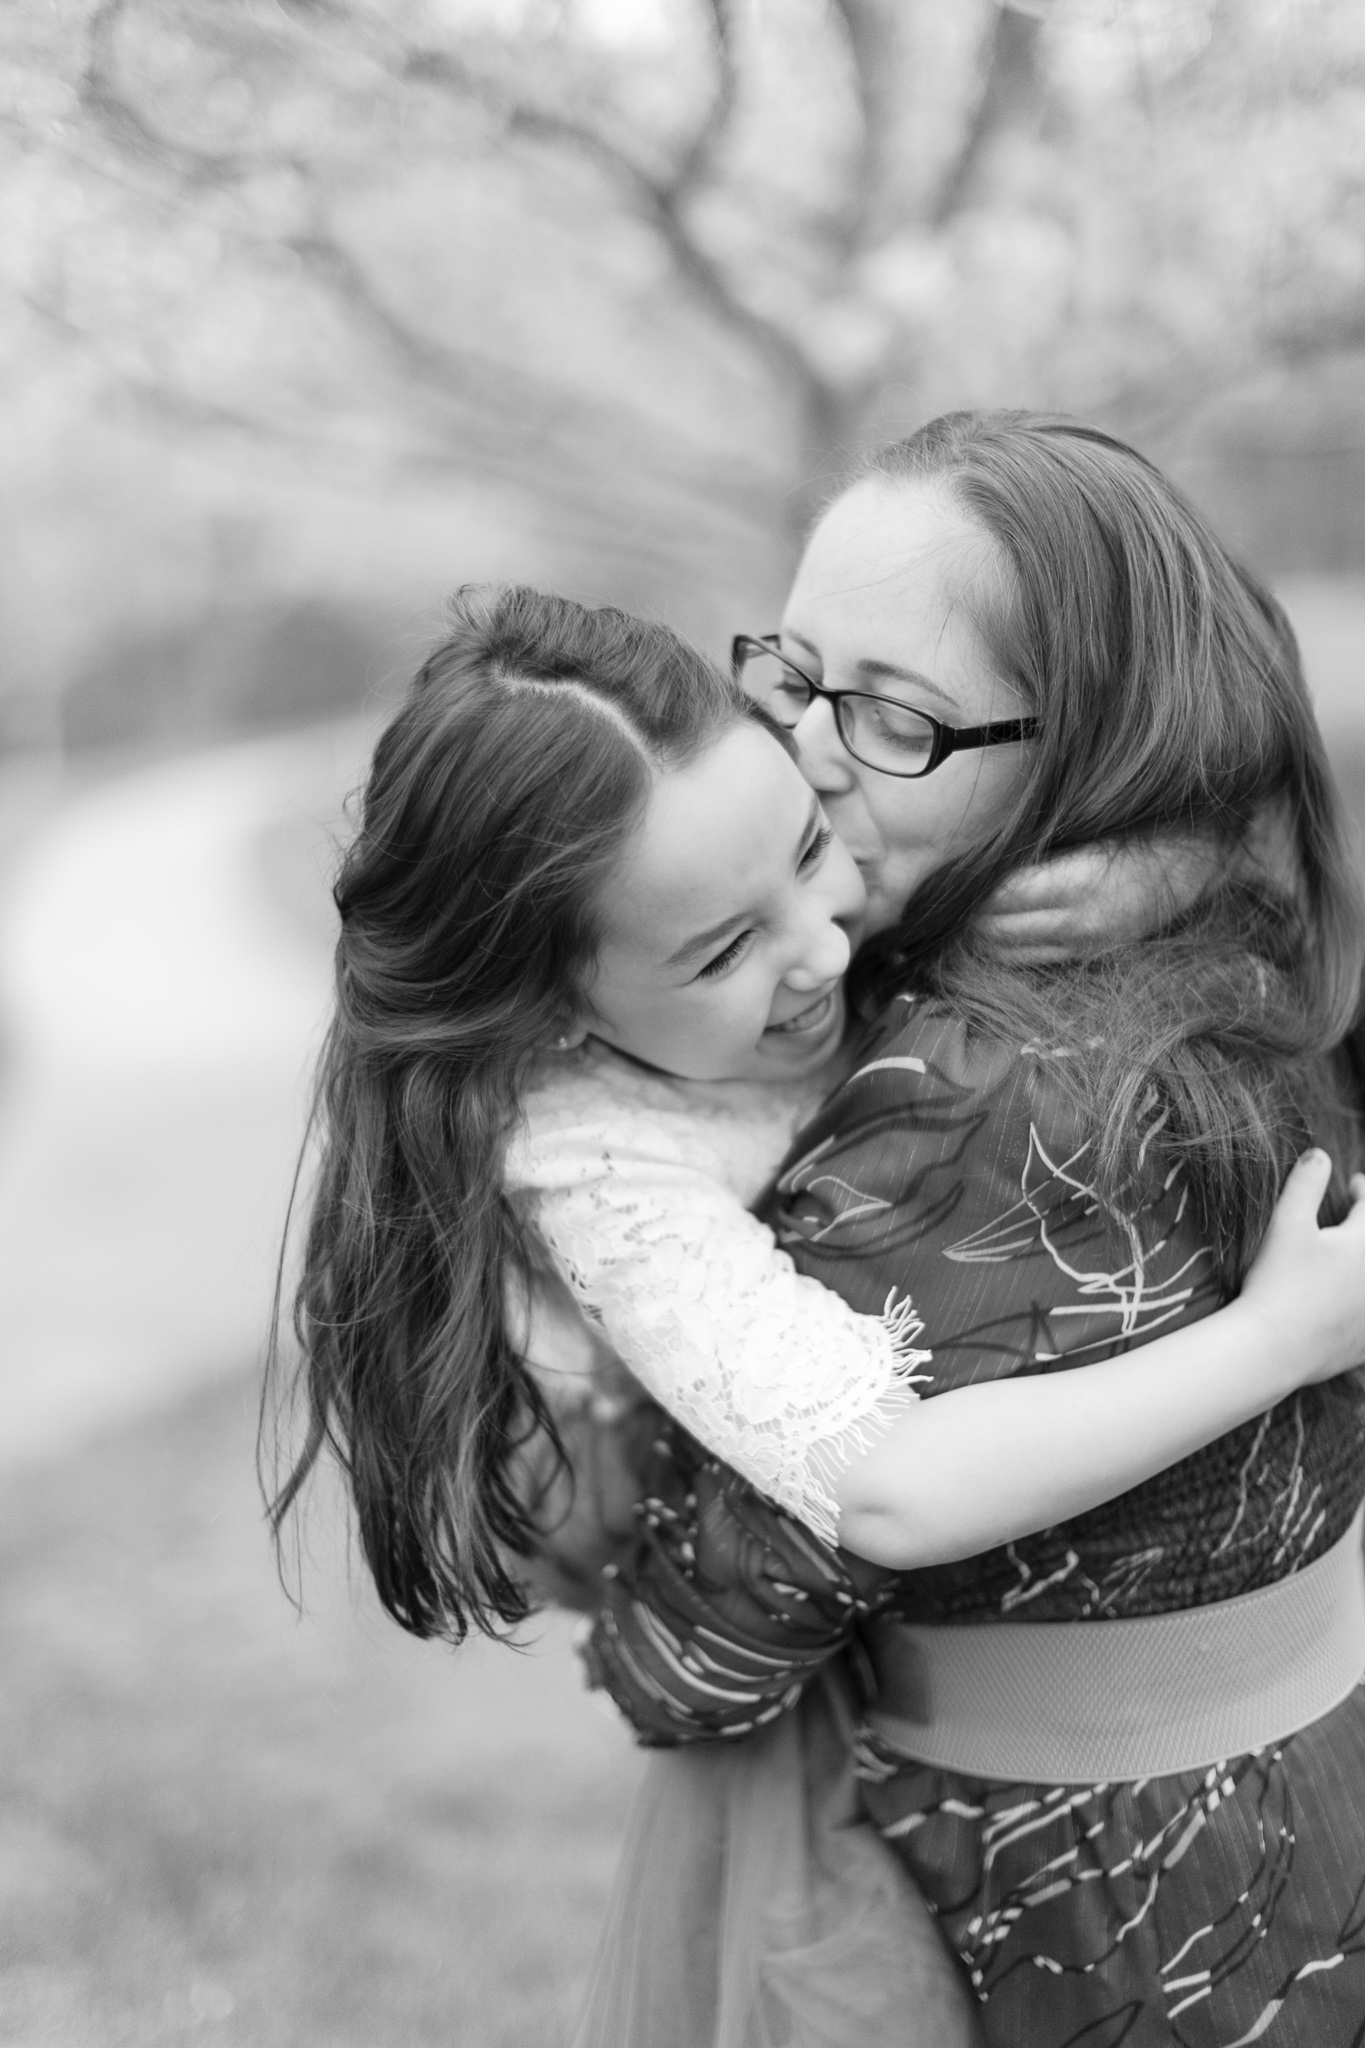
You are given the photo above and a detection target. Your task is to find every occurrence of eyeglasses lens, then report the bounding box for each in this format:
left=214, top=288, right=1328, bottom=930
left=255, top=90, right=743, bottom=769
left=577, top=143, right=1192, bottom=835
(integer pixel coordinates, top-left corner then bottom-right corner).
left=844, top=696, right=936, bottom=775
left=739, top=646, right=811, bottom=728
left=738, top=643, right=938, bottom=775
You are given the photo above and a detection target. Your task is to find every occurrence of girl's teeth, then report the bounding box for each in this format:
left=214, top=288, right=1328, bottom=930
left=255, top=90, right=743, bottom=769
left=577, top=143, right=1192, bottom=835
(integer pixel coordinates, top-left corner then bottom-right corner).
left=771, top=992, right=831, bottom=1035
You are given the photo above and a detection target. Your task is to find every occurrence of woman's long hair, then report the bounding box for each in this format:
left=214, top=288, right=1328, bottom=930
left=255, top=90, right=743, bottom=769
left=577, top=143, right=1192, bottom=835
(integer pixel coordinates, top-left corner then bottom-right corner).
left=265, top=585, right=760, bottom=1643
left=847, top=410, right=1365, bottom=1285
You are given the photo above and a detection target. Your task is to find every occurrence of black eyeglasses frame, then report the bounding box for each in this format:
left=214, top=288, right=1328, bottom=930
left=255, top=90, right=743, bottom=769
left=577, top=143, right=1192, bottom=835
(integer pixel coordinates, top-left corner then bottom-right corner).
left=732, top=633, right=1039, bottom=780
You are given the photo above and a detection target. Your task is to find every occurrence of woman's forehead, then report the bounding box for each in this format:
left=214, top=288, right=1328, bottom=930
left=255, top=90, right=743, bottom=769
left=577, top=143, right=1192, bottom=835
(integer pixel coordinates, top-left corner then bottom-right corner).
left=784, top=479, right=1004, bottom=684
left=793, top=477, right=986, bottom=601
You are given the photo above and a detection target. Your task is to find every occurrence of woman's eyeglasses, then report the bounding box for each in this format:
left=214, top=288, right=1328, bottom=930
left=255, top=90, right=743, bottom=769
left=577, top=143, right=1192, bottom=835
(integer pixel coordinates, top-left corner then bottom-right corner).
left=732, top=634, right=1038, bottom=780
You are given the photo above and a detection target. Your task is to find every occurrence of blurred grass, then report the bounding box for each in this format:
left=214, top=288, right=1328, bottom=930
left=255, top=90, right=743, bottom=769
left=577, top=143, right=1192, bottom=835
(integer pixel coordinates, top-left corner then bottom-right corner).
left=0, top=1373, right=642, bottom=2048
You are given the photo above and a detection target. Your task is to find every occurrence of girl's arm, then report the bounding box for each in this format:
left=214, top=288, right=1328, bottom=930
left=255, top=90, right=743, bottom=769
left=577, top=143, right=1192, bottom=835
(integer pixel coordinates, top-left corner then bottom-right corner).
left=585, top=1155, right=1365, bottom=1746
left=512, top=1058, right=1365, bottom=1569
left=837, top=1151, right=1365, bottom=1568
left=977, top=832, right=1221, bottom=962
left=770, top=1001, right=1365, bottom=1568
left=508, top=1087, right=930, bottom=1550
left=977, top=812, right=1297, bottom=965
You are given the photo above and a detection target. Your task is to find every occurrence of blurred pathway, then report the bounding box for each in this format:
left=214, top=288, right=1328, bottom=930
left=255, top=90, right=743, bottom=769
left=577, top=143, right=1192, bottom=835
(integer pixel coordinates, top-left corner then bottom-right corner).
left=0, top=722, right=372, bottom=1462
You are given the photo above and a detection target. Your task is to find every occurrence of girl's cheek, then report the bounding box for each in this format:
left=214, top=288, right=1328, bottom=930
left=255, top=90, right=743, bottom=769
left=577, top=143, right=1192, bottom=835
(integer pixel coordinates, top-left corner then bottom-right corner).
left=710, top=979, right=753, bottom=1051
left=752, top=981, right=782, bottom=1041
left=697, top=989, right=741, bottom=1055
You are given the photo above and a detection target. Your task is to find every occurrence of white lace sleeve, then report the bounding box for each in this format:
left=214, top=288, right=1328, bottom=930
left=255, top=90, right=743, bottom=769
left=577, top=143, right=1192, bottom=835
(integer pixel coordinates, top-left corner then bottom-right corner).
left=507, top=1070, right=931, bottom=1546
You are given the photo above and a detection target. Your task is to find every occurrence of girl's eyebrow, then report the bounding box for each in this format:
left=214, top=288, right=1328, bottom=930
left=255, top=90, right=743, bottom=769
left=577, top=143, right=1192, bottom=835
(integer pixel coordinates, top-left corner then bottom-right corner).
left=662, top=797, right=823, bottom=971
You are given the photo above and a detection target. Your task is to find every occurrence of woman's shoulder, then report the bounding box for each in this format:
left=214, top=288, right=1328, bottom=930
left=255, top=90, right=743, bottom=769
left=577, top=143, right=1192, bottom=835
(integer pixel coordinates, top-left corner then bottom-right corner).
left=840, top=991, right=1072, bottom=1125
left=772, top=985, right=1222, bottom=1369
left=771, top=989, right=1101, bottom=1232
left=849, top=992, right=1017, bottom=1092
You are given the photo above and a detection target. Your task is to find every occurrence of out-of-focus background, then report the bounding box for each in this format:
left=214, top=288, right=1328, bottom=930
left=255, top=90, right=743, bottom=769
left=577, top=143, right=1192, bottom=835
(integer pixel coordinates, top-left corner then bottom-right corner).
left=1, top=2, right=1363, bottom=2042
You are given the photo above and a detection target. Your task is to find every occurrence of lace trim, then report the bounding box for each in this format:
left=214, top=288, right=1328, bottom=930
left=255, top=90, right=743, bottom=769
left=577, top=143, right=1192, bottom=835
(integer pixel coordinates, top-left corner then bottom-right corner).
left=795, top=1292, right=933, bottom=1545
left=525, top=1152, right=936, bottom=1544
left=508, top=1041, right=936, bottom=1545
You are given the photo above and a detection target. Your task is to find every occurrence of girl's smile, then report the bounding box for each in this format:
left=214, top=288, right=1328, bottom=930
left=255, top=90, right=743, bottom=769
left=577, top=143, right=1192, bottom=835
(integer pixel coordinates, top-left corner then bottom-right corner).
left=764, top=985, right=841, bottom=1038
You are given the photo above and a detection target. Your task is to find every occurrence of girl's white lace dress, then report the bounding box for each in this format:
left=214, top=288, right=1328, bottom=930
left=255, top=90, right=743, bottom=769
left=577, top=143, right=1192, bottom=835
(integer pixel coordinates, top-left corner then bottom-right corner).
left=505, top=1039, right=930, bottom=1544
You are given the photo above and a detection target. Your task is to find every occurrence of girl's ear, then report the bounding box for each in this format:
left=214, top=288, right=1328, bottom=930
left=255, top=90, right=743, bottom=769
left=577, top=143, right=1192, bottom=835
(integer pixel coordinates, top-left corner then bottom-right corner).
left=551, top=1018, right=590, bottom=1052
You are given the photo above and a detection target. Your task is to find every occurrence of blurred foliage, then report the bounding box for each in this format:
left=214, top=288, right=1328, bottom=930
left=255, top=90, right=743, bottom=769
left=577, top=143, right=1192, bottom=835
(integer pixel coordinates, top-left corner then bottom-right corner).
left=2, top=0, right=1364, bottom=747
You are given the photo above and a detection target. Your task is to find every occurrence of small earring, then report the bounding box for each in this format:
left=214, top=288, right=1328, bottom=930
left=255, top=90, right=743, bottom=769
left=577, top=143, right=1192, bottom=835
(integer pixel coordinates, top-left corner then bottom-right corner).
left=553, top=1032, right=572, bottom=1051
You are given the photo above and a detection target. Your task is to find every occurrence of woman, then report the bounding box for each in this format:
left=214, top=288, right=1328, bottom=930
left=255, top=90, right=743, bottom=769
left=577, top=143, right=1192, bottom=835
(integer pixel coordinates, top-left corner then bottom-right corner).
left=266, top=577, right=1365, bottom=2048
left=582, top=411, right=1365, bottom=2045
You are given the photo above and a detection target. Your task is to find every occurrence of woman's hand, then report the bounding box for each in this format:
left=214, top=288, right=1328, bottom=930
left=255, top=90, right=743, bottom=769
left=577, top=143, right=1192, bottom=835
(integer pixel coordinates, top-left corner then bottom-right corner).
left=977, top=833, right=1222, bottom=962
left=1238, top=1149, right=1365, bottom=1387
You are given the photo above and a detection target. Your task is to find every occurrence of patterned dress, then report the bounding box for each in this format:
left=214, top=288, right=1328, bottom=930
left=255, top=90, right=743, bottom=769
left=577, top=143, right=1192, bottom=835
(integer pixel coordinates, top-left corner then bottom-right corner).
left=585, top=993, right=1365, bottom=2047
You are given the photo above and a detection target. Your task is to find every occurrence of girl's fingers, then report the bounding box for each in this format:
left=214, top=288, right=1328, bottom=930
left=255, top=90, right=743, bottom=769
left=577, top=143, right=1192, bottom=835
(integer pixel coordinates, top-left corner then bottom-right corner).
left=987, top=863, right=1070, bottom=914
left=1323, top=1168, right=1365, bottom=1241
left=1276, top=1146, right=1332, bottom=1223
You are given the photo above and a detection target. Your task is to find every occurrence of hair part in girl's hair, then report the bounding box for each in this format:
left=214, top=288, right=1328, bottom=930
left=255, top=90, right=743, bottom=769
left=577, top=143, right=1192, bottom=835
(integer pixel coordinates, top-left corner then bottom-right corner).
left=846, top=410, right=1365, bottom=1284
left=262, top=585, right=766, bottom=1643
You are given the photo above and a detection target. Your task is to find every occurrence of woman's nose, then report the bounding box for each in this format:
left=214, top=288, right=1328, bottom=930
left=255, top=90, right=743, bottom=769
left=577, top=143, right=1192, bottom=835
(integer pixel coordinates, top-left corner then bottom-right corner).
left=793, top=697, right=854, bottom=792
left=784, top=914, right=851, bottom=993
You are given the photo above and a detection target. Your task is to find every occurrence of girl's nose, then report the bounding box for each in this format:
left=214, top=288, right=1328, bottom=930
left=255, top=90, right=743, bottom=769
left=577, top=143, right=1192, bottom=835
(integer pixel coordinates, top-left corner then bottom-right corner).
left=784, top=914, right=851, bottom=993
left=793, top=697, right=855, bottom=793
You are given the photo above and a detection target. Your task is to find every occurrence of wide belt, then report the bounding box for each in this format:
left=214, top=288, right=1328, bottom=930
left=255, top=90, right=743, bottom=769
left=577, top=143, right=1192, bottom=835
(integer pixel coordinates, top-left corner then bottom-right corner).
left=862, top=1504, right=1365, bottom=1785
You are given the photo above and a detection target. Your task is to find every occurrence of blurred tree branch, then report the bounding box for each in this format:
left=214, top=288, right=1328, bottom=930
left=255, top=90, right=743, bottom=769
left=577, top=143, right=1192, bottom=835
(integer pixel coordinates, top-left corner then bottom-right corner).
left=81, top=0, right=290, bottom=186
left=399, top=4, right=844, bottom=494
left=72, top=0, right=783, bottom=522
left=13, top=0, right=1365, bottom=554
left=929, top=3, right=1042, bottom=226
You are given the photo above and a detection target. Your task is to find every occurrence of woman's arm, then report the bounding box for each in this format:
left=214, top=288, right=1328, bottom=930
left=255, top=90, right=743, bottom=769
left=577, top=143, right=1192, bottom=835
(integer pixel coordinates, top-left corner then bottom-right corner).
left=837, top=1151, right=1365, bottom=1567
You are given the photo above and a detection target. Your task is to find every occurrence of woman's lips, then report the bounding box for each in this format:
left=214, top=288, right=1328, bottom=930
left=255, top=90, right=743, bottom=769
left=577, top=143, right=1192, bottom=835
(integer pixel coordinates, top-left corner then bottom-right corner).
left=764, top=987, right=840, bottom=1038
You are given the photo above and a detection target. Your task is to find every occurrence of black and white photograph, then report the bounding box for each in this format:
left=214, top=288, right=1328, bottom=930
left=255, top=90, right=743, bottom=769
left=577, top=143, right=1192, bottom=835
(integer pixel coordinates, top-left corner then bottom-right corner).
left=4, top=3, right=1365, bottom=2043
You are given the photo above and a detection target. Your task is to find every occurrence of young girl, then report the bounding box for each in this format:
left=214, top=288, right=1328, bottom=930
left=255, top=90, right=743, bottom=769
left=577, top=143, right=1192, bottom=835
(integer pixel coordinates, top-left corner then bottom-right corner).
left=270, top=582, right=1365, bottom=1649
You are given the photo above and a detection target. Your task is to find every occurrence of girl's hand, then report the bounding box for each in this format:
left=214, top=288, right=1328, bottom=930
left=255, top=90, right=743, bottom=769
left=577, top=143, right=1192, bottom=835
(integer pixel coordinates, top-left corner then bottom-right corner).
left=977, top=832, right=1221, bottom=962
left=1239, top=1150, right=1365, bottom=1386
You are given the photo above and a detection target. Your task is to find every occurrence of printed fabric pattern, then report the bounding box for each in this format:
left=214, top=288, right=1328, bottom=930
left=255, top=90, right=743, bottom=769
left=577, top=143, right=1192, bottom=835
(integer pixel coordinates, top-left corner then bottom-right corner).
left=506, top=1041, right=930, bottom=1546
left=583, top=993, right=1365, bottom=2045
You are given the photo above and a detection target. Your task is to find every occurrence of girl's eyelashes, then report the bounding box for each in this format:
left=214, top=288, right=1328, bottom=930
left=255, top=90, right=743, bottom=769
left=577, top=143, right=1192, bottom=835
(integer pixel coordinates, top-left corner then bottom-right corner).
left=695, top=827, right=833, bottom=982
left=696, top=931, right=751, bottom=981
left=799, top=824, right=833, bottom=871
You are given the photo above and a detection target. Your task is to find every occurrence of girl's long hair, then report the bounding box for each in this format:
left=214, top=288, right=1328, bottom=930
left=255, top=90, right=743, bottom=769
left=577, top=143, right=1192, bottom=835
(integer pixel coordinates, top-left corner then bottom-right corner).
left=848, top=410, right=1365, bottom=1284
left=265, top=585, right=759, bottom=1643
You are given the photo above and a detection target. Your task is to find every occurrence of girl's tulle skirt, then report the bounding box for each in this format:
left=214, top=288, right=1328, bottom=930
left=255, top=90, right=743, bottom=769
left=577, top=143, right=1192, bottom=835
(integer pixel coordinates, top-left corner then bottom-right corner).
left=571, top=1670, right=984, bottom=2048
